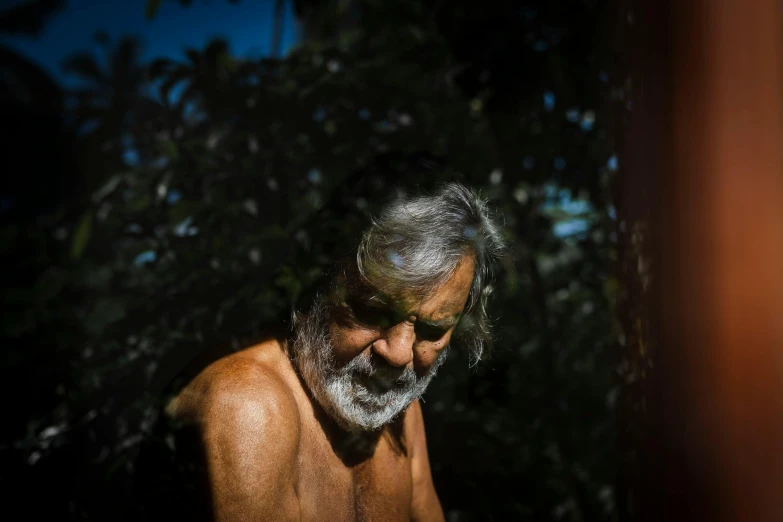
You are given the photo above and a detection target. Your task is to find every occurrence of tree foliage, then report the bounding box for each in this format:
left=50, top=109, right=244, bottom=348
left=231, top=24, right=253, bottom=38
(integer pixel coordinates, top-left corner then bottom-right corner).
left=1, top=1, right=627, bottom=520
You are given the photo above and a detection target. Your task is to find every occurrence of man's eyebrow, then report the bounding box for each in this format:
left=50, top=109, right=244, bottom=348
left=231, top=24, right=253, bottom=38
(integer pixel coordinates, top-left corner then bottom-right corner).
left=350, top=289, right=460, bottom=327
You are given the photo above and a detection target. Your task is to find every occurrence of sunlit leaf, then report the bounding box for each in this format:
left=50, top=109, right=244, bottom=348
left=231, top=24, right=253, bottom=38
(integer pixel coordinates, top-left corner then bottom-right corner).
left=70, top=212, right=93, bottom=260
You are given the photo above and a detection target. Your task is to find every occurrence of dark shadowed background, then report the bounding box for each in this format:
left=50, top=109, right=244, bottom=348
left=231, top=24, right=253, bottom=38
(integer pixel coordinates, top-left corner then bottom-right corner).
left=0, top=1, right=638, bottom=520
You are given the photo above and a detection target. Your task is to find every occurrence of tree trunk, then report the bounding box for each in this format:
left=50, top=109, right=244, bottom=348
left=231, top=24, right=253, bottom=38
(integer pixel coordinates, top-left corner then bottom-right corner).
left=622, top=1, right=783, bottom=521
left=271, top=0, right=285, bottom=58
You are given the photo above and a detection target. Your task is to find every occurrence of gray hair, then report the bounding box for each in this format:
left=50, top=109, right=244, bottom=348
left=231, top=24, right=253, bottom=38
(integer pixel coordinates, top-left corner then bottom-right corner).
left=354, top=182, right=505, bottom=366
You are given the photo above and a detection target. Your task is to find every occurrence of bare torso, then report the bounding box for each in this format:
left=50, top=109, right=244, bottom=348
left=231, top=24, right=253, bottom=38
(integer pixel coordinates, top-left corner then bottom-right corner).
left=167, top=339, right=435, bottom=522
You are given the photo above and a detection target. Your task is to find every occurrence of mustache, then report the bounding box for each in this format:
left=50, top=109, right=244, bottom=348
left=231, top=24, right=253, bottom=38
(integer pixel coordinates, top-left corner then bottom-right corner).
left=344, top=352, right=417, bottom=388
left=344, top=346, right=450, bottom=391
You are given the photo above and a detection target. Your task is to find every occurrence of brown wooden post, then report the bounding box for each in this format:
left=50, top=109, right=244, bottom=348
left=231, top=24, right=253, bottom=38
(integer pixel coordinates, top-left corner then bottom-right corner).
left=623, top=1, right=783, bottom=521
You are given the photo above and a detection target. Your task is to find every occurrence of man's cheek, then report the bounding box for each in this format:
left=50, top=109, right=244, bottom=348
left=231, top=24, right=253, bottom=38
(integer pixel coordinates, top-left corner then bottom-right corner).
left=332, top=327, right=373, bottom=357
left=414, top=344, right=444, bottom=371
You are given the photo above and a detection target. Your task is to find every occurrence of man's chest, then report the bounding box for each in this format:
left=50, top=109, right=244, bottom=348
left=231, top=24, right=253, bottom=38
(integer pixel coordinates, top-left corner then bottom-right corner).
left=295, top=434, right=413, bottom=522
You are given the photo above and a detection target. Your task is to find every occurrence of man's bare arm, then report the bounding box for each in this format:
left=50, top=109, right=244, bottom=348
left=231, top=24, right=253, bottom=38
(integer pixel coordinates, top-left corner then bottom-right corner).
left=408, top=400, right=446, bottom=522
left=177, top=362, right=301, bottom=522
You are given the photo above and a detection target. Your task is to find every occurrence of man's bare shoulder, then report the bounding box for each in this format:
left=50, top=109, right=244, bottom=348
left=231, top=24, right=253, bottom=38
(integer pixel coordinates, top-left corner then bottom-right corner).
left=162, top=341, right=302, bottom=520
left=167, top=339, right=300, bottom=439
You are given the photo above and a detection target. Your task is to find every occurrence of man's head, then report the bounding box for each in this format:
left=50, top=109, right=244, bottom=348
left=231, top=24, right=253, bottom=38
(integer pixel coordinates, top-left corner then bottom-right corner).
left=291, top=182, right=504, bottom=432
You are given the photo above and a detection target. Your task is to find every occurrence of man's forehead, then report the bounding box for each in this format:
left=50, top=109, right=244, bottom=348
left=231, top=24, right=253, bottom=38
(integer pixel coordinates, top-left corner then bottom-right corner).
left=342, top=276, right=466, bottom=322
left=343, top=278, right=413, bottom=308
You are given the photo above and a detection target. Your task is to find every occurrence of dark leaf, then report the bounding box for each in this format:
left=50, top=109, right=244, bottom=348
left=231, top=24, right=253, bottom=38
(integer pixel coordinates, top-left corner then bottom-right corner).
left=61, top=52, right=104, bottom=83
left=145, top=0, right=163, bottom=20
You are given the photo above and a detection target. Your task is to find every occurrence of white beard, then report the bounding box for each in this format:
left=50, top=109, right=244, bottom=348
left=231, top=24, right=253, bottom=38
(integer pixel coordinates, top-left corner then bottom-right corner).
left=292, top=298, right=448, bottom=432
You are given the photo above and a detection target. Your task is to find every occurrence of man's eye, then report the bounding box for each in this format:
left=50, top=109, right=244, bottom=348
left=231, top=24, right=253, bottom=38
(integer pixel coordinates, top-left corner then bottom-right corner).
left=415, top=324, right=448, bottom=342
left=350, top=302, right=395, bottom=327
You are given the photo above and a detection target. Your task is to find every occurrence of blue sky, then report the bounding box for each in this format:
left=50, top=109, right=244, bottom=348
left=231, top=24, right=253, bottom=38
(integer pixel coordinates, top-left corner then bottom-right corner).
left=1, top=0, right=301, bottom=87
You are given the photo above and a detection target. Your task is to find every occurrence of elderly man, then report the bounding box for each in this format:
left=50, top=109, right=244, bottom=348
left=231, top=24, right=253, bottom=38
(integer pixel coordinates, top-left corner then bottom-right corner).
left=137, top=182, right=504, bottom=521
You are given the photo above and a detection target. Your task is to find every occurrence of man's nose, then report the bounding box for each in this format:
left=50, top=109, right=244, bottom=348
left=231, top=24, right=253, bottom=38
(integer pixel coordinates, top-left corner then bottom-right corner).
left=372, top=321, right=415, bottom=368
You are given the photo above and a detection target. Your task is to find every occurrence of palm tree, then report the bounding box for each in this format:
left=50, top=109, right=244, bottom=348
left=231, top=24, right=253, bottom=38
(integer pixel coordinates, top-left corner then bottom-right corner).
left=62, top=33, right=153, bottom=139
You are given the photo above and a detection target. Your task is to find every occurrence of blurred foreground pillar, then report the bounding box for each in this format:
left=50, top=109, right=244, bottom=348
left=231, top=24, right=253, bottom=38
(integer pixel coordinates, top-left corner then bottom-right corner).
left=624, top=1, right=783, bottom=521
